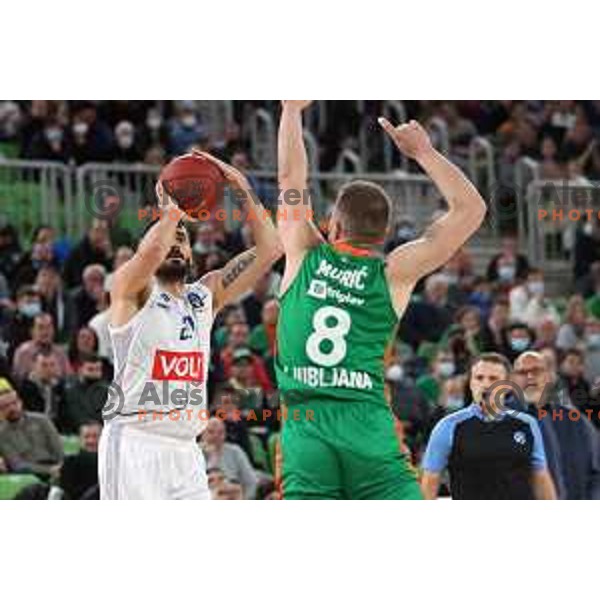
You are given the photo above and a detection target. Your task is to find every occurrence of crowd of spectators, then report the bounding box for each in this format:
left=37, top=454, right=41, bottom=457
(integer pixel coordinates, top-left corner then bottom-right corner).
left=3, top=101, right=600, bottom=182
left=1, top=100, right=600, bottom=499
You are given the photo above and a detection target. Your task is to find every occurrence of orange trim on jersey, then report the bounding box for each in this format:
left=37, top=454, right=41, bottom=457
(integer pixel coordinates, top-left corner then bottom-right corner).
left=332, top=239, right=385, bottom=257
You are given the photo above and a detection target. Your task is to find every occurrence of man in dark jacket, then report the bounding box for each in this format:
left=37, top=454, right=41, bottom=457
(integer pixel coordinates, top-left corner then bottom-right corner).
left=513, top=351, right=600, bottom=499
left=59, top=422, right=101, bottom=500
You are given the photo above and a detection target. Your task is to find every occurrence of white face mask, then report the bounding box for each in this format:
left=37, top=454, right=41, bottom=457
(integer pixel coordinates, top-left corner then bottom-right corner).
left=117, top=134, right=134, bottom=149
left=527, top=281, right=544, bottom=296
left=498, top=264, right=516, bottom=282
left=181, top=114, right=197, bottom=128
left=45, top=128, right=63, bottom=144
left=438, top=361, right=455, bottom=378
left=147, top=115, right=162, bottom=130
left=73, top=122, right=89, bottom=136
left=385, top=364, right=404, bottom=382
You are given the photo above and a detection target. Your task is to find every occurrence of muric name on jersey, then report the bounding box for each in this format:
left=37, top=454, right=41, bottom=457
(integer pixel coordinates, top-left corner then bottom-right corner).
left=292, top=366, right=373, bottom=389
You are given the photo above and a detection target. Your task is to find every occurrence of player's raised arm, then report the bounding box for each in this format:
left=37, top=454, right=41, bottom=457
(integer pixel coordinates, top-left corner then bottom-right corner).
left=196, top=152, right=282, bottom=313
left=277, top=101, right=324, bottom=281
left=379, top=118, right=487, bottom=290
left=110, top=184, right=186, bottom=327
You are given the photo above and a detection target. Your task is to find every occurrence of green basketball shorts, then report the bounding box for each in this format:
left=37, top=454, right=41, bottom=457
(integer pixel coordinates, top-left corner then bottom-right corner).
left=277, top=398, right=423, bottom=500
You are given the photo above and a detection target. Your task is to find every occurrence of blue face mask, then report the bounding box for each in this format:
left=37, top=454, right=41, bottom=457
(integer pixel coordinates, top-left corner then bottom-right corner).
left=587, top=333, right=600, bottom=349
left=510, top=337, right=530, bottom=352
left=19, top=302, right=42, bottom=318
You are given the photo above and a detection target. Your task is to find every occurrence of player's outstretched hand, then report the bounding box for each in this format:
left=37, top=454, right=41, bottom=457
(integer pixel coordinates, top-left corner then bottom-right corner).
left=281, top=100, right=313, bottom=111
left=378, top=118, right=434, bottom=161
left=193, top=150, right=251, bottom=193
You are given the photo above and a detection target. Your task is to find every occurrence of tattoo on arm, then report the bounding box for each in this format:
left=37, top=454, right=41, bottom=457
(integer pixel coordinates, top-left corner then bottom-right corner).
left=221, top=250, right=257, bottom=289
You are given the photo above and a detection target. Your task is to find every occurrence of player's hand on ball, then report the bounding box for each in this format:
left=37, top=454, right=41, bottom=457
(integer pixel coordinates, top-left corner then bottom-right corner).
left=155, top=181, right=185, bottom=217
left=192, top=150, right=251, bottom=192
left=281, top=100, right=313, bottom=111
left=378, top=118, right=433, bottom=161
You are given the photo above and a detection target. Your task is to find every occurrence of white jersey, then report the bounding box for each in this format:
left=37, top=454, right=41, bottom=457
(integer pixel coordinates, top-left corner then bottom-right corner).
left=108, top=280, right=214, bottom=440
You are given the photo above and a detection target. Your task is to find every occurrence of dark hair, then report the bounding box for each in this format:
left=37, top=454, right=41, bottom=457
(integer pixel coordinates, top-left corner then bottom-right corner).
left=68, top=327, right=99, bottom=363
left=16, top=285, right=40, bottom=300
left=140, top=215, right=189, bottom=240
left=469, top=352, right=512, bottom=378
left=562, top=348, right=585, bottom=362
left=334, top=180, right=391, bottom=241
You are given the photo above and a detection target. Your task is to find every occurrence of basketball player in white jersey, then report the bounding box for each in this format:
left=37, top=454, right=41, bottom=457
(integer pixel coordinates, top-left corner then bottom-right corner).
left=98, top=151, right=281, bottom=499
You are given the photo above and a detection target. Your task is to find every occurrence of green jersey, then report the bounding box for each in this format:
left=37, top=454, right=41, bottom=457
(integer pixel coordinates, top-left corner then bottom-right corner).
left=275, top=242, right=398, bottom=406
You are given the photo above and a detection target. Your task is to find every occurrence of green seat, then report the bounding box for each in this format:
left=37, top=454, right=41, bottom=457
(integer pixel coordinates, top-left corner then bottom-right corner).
left=62, top=435, right=81, bottom=456
left=0, top=474, right=41, bottom=500
left=248, top=433, right=268, bottom=472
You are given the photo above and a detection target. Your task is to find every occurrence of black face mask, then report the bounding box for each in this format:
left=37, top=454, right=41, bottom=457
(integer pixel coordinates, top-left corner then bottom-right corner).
left=82, top=376, right=101, bottom=386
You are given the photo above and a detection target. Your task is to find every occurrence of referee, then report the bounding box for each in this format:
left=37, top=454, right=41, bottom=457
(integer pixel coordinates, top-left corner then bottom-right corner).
left=421, top=353, right=557, bottom=500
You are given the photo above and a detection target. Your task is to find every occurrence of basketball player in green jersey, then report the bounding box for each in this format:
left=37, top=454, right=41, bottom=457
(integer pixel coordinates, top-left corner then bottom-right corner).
left=274, top=101, right=487, bottom=499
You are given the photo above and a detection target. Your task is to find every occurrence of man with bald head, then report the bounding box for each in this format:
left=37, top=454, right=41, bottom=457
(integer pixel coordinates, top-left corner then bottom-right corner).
left=513, top=351, right=600, bottom=499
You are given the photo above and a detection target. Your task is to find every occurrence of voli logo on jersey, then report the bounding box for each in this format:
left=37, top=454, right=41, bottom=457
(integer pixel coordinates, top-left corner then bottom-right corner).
left=151, top=350, right=204, bottom=382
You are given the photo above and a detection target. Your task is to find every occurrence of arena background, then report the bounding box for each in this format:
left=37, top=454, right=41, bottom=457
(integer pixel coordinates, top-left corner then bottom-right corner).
left=1, top=99, right=599, bottom=500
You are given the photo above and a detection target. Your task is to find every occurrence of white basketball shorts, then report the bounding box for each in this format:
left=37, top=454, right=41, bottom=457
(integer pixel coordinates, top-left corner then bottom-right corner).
left=99, top=422, right=210, bottom=500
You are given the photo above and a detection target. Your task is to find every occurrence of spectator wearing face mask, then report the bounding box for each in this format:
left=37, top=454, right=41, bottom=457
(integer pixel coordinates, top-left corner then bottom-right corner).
left=501, top=322, right=536, bottom=363
left=2, top=286, right=43, bottom=362
left=12, top=313, right=71, bottom=381
left=138, top=107, right=170, bottom=154
left=26, top=118, right=70, bottom=162
left=486, top=234, right=529, bottom=285
left=12, top=238, right=57, bottom=292
left=416, top=348, right=457, bottom=407
left=509, top=268, right=560, bottom=328
left=168, top=101, right=207, bottom=155
left=112, top=120, right=143, bottom=163
left=68, top=102, right=114, bottom=165
left=60, top=354, right=107, bottom=434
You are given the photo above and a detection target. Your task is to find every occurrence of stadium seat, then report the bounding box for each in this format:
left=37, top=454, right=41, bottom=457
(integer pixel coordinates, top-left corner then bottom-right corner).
left=0, top=474, right=41, bottom=500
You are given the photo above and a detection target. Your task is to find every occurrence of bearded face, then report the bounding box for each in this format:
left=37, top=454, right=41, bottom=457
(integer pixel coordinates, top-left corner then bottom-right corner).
left=156, top=226, right=192, bottom=283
